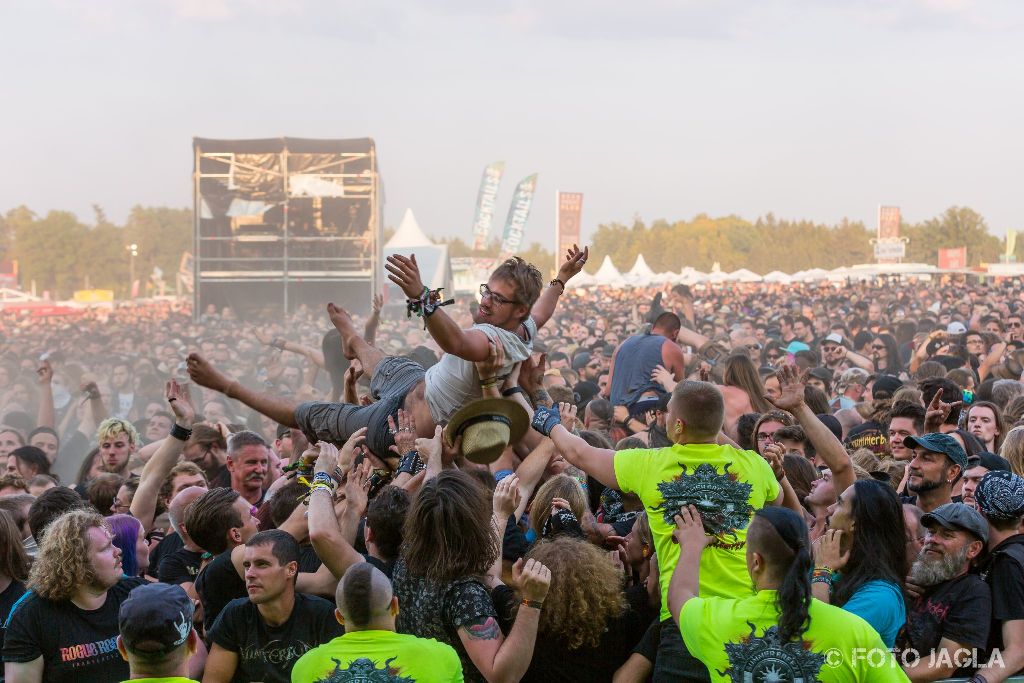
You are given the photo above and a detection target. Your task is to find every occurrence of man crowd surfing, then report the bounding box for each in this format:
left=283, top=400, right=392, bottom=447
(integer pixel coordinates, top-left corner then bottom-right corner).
left=3, top=244, right=1024, bottom=682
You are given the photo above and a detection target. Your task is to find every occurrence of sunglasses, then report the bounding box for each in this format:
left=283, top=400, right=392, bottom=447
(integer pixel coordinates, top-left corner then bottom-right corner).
left=1009, top=321, right=1023, bottom=328
left=871, top=344, right=886, bottom=350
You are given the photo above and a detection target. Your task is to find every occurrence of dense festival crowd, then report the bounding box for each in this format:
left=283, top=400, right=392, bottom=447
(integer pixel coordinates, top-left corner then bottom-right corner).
left=3, top=247, right=1024, bottom=683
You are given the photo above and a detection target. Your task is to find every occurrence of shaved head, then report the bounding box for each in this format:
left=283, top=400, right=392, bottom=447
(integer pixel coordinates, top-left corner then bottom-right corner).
left=337, top=562, right=393, bottom=627
left=169, top=485, right=208, bottom=535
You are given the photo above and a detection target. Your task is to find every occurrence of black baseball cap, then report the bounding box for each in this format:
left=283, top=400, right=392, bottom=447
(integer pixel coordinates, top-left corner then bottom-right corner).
left=118, top=583, right=194, bottom=655
left=967, top=452, right=1012, bottom=473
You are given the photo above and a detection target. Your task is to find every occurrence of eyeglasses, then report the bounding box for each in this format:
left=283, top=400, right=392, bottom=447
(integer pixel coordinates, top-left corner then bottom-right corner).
left=766, top=353, right=782, bottom=361
left=756, top=432, right=777, bottom=443
left=1009, top=321, right=1023, bottom=328
left=479, top=284, right=518, bottom=307
left=871, top=344, right=886, bottom=350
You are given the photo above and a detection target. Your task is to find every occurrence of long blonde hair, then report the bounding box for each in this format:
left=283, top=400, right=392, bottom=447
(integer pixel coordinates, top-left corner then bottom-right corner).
left=1001, top=425, right=1024, bottom=478
left=28, top=509, right=105, bottom=601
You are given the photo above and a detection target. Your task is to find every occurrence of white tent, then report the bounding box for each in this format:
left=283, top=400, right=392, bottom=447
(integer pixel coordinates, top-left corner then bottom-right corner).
left=679, top=266, right=708, bottom=284
left=625, top=254, right=658, bottom=286
left=792, top=268, right=830, bottom=281
left=569, top=270, right=597, bottom=288
left=653, top=271, right=680, bottom=284
left=383, top=209, right=452, bottom=298
left=592, top=255, right=627, bottom=287
left=762, top=270, right=792, bottom=284
left=728, top=268, right=762, bottom=283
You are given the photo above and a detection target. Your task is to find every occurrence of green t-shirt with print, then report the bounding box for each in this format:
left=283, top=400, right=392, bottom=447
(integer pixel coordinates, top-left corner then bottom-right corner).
left=614, top=443, right=780, bottom=620
left=290, top=629, right=463, bottom=683
left=680, top=590, right=909, bottom=682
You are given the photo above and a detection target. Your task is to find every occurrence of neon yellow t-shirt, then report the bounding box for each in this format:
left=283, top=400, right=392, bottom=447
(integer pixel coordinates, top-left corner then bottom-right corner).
left=680, top=591, right=909, bottom=682
left=614, top=443, right=780, bottom=620
left=290, top=629, right=464, bottom=683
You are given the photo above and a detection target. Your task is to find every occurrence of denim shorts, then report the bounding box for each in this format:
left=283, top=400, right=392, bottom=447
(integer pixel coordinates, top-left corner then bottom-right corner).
left=295, top=356, right=425, bottom=458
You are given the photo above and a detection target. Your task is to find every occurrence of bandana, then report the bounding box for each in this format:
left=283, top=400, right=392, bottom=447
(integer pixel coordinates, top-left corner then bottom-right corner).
left=976, top=470, right=1024, bottom=521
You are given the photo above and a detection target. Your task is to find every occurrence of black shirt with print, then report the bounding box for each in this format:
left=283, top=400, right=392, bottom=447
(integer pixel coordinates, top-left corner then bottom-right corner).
left=147, top=530, right=184, bottom=580
left=2, top=576, right=146, bottom=683
left=208, top=593, right=343, bottom=683
left=897, top=572, right=991, bottom=657
left=159, top=546, right=204, bottom=586
left=195, top=550, right=246, bottom=630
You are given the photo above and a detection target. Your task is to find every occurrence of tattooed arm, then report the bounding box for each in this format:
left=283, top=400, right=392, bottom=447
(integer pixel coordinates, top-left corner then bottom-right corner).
left=458, top=559, right=551, bottom=683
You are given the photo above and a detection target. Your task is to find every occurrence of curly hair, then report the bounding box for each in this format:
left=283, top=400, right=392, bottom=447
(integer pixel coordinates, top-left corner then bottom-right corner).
left=29, top=509, right=105, bottom=601
left=525, top=537, right=626, bottom=650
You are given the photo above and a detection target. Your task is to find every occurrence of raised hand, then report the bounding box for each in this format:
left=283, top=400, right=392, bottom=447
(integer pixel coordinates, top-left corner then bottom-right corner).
left=652, top=364, right=678, bottom=391
left=165, top=379, right=196, bottom=426
left=384, top=253, right=426, bottom=299
left=765, top=363, right=807, bottom=413
left=36, top=360, right=53, bottom=386
left=314, top=441, right=340, bottom=475
left=556, top=401, right=579, bottom=433
left=672, top=504, right=711, bottom=549
left=813, top=529, right=850, bottom=570
left=339, top=427, right=368, bottom=471
left=492, top=474, right=520, bottom=519
left=761, top=442, right=786, bottom=481
left=252, top=327, right=273, bottom=346
left=558, top=244, right=589, bottom=282
left=388, top=409, right=417, bottom=456
left=418, top=425, right=444, bottom=467
left=371, top=292, right=384, bottom=316
left=514, top=558, right=552, bottom=602
left=519, top=353, right=546, bottom=395
left=345, top=459, right=373, bottom=516
left=924, top=390, right=961, bottom=433
left=475, top=338, right=505, bottom=382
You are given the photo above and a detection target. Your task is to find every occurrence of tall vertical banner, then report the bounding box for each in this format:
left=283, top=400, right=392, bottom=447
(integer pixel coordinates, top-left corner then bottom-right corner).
left=556, top=192, right=583, bottom=262
left=499, top=174, right=538, bottom=258
left=471, top=162, right=505, bottom=251
left=876, top=206, right=903, bottom=264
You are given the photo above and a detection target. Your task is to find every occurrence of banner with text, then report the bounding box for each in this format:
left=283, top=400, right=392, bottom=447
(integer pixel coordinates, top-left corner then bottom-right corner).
left=471, top=162, right=505, bottom=251
left=556, top=192, right=583, bottom=262
left=938, top=247, right=967, bottom=270
left=499, top=174, right=538, bottom=258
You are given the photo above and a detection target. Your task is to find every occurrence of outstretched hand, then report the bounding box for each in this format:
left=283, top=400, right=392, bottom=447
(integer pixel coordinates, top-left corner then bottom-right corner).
left=165, top=379, right=196, bottom=426
left=765, top=363, right=807, bottom=413
left=924, top=390, right=961, bottom=433
left=385, top=253, right=425, bottom=299
left=520, top=353, right=546, bottom=394
left=557, top=244, right=589, bottom=282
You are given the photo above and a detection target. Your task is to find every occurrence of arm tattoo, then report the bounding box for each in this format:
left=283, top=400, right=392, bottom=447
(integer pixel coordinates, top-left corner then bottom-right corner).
left=532, top=388, right=552, bottom=408
left=465, top=616, right=501, bottom=641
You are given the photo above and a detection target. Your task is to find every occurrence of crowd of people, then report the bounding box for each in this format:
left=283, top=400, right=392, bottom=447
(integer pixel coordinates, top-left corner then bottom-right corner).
left=3, top=247, right=1024, bottom=682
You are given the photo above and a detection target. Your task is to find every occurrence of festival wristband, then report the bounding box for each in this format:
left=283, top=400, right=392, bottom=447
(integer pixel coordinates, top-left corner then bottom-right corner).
left=521, top=599, right=544, bottom=610
left=502, top=386, right=525, bottom=398
left=531, top=405, right=561, bottom=437
left=170, top=423, right=192, bottom=442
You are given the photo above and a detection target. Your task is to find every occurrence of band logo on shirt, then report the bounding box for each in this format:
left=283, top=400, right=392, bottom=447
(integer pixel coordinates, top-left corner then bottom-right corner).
left=722, top=623, right=824, bottom=683
left=654, top=462, right=754, bottom=540
left=59, top=636, right=119, bottom=662
left=313, top=656, right=415, bottom=682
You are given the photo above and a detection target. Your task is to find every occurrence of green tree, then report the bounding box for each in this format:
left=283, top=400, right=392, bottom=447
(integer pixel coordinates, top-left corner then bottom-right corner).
left=905, top=206, right=1001, bottom=266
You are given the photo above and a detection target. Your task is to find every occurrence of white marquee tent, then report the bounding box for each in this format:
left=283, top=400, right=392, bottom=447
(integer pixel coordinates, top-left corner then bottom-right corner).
left=592, top=255, right=627, bottom=287
left=624, top=254, right=658, bottom=286
left=383, top=209, right=452, bottom=299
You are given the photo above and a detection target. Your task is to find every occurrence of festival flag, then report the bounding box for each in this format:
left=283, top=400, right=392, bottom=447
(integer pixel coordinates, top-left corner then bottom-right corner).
left=556, top=192, right=583, bottom=262
left=471, top=162, right=505, bottom=251
left=499, top=174, right=538, bottom=258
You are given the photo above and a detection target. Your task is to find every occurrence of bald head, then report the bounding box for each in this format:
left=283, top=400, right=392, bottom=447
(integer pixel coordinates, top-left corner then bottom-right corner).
left=337, top=562, right=394, bottom=629
left=169, top=485, right=208, bottom=536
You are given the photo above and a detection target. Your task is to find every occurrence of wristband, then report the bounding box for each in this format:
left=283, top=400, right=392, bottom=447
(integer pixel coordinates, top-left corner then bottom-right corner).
left=313, top=471, right=336, bottom=490
left=520, top=599, right=544, bottom=610
left=502, top=386, right=525, bottom=398
left=397, top=450, right=424, bottom=476
left=271, top=337, right=287, bottom=350
left=811, top=575, right=833, bottom=586
left=531, top=405, right=561, bottom=437
left=170, top=423, right=192, bottom=442
left=550, top=278, right=565, bottom=292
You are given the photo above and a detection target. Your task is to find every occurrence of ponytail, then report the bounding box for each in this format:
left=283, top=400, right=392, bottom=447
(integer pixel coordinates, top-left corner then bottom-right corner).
left=753, top=506, right=813, bottom=643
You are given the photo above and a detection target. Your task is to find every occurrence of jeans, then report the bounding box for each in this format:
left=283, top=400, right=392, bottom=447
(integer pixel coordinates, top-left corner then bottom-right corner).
left=653, top=618, right=711, bottom=683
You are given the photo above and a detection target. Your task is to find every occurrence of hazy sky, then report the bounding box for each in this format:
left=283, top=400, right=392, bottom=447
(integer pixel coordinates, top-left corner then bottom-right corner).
left=1, top=0, right=1022, bottom=250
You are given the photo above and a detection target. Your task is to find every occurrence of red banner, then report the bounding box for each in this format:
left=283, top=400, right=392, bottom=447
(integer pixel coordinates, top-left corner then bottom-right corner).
left=878, top=206, right=900, bottom=241
left=556, top=192, right=583, bottom=264
left=938, top=247, right=967, bottom=270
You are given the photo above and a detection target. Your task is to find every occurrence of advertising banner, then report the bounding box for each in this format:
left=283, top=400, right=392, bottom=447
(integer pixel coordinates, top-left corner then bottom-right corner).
left=938, top=247, right=967, bottom=270
left=556, top=192, right=583, bottom=261
left=471, top=162, right=505, bottom=251
left=499, top=174, right=538, bottom=258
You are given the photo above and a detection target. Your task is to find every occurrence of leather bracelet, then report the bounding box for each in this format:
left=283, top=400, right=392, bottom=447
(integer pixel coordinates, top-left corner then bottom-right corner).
left=550, top=278, right=565, bottom=292
left=397, top=450, right=423, bottom=476
left=502, top=386, right=525, bottom=398
left=521, top=598, right=544, bottom=610
left=169, top=423, right=192, bottom=442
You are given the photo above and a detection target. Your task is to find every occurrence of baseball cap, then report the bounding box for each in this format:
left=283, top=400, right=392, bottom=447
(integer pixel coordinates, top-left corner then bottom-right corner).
left=808, top=367, right=833, bottom=384
left=975, top=470, right=1024, bottom=521
left=967, top=452, right=1012, bottom=473
left=903, top=433, right=969, bottom=471
left=838, top=367, right=869, bottom=388
left=785, top=341, right=810, bottom=354
left=571, top=352, right=592, bottom=371
left=922, top=502, right=989, bottom=544
left=871, top=375, right=904, bottom=400
left=816, top=414, right=843, bottom=441
left=118, top=583, right=195, bottom=655
left=822, top=333, right=845, bottom=346
left=947, top=321, right=967, bottom=335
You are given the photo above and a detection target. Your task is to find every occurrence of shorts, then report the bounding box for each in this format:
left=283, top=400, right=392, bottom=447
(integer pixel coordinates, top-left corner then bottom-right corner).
left=295, top=356, right=426, bottom=458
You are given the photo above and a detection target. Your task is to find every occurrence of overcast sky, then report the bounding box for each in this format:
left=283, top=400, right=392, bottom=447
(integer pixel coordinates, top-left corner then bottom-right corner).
left=1, top=0, right=1021, bottom=249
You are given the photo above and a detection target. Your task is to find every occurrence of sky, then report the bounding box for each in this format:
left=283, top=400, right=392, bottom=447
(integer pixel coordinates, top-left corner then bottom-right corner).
left=1, top=0, right=1022, bottom=250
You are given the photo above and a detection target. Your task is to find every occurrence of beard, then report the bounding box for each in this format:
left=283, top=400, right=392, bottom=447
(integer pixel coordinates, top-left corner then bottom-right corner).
left=908, top=543, right=970, bottom=586
left=907, top=473, right=945, bottom=494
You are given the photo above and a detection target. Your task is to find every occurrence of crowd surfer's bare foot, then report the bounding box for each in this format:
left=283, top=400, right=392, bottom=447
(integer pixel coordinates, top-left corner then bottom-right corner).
left=327, top=302, right=358, bottom=360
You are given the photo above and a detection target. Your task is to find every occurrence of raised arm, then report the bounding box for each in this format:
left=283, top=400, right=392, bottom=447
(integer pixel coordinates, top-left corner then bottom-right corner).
left=533, top=403, right=618, bottom=489
left=666, top=505, right=710, bottom=623
left=531, top=245, right=588, bottom=330
left=307, top=442, right=366, bottom=579
left=35, top=360, right=55, bottom=434
left=131, top=380, right=195, bottom=533
left=386, top=253, right=491, bottom=362
left=767, top=365, right=855, bottom=496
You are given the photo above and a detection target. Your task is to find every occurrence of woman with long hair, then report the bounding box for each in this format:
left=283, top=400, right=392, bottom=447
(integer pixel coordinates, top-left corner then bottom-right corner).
left=721, top=354, right=774, bottom=440
left=107, top=513, right=152, bottom=578
left=0, top=508, right=29, bottom=653
left=965, top=400, right=1006, bottom=452
left=668, top=505, right=900, bottom=680
left=520, top=537, right=649, bottom=682
left=812, top=479, right=907, bottom=647
left=5, top=446, right=51, bottom=480
left=751, top=410, right=795, bottom=456
left=1002, top=425, right=1024, bottom=476
left=393, top=469, right=552, bottom=683
left=528, top=474, right=589, bottom=542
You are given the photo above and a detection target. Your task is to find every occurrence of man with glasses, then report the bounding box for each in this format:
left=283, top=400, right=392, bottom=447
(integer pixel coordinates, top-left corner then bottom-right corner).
left=188, top=248, right=589, bottom=461
left=1007, top=313, right=1024, bottom=343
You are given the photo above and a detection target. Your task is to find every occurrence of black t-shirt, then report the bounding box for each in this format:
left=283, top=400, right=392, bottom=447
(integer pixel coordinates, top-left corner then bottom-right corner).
left=364, top=553, right=394, bottom=579
left=297, top=543, right=322, bottom=573
left=159, top=546, right=204, bottom=586
left=208, top=593, right=344, bottom=683
left=898, top=572, right=991, bottom=657
left=147, top=530, right=184, bottom=580
left=393, top=557, right=498, bottom=683
left=2, top=576, right=146, bottom=683
left=195, top=550, right=246, bottom=630
left=981, top=535, right=1024, bottom=657
left=0, top=579, right=27, bottom=681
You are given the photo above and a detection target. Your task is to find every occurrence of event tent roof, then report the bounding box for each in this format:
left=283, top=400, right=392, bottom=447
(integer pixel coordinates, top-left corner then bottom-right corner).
left=592, top=255, right=626, bottom=287
left=625, top=254, right=658, bottom=285
left=382, top=209, right=451, bottom=297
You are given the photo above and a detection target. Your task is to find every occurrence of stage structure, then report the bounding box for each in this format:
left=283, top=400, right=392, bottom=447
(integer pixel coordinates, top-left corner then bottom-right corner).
left=192, top=137, right=381, bottom=317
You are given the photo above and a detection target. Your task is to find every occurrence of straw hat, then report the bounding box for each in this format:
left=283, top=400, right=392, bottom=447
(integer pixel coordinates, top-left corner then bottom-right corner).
left=444, top=398, right=529, bottom=464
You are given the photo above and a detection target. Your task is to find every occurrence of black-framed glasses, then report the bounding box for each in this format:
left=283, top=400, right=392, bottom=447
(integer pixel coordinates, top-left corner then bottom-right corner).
left=479, top=284, right=518, bottom=307
left=871, top=344, right=886, bottom=350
